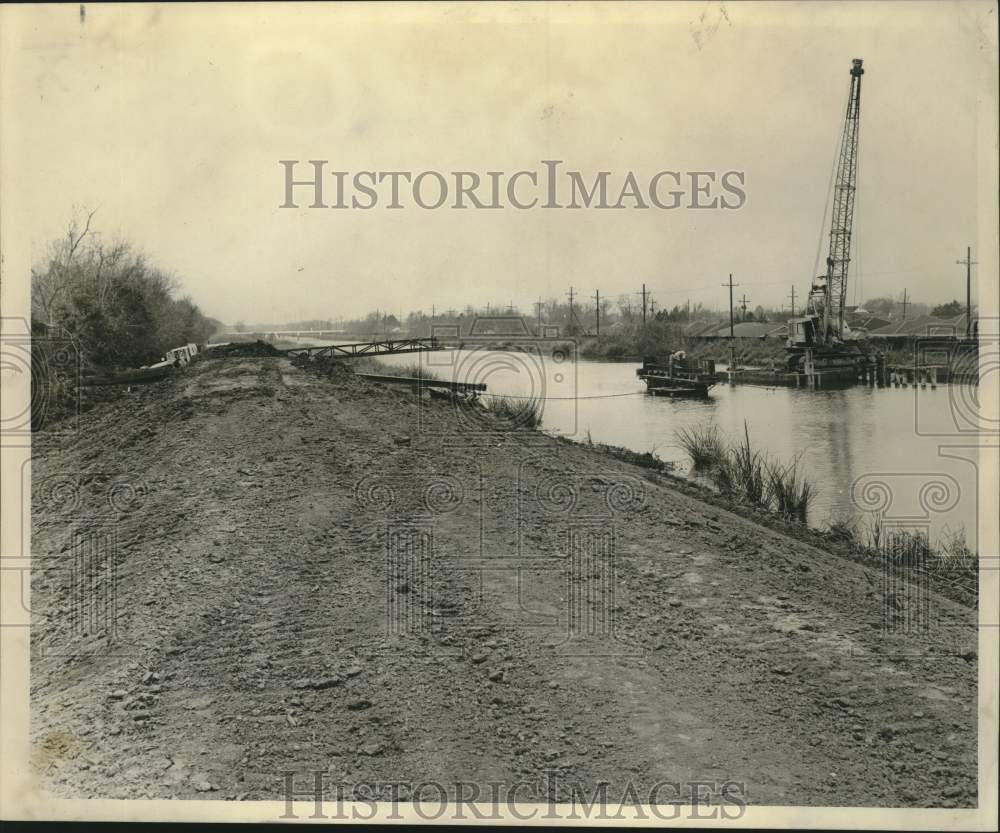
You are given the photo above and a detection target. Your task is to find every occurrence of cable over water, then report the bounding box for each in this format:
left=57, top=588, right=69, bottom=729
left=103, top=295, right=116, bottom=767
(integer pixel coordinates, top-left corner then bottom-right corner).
left=476, top=390, right=648, bottom=401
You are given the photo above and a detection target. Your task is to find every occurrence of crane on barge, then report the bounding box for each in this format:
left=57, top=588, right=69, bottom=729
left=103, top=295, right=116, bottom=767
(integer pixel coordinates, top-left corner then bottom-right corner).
left=786, top=58, right=870, bottom=382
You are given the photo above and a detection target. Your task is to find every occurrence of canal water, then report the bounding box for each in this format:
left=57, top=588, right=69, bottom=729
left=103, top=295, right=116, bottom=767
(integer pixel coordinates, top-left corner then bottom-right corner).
left=373, top=348, right=982, bottom=547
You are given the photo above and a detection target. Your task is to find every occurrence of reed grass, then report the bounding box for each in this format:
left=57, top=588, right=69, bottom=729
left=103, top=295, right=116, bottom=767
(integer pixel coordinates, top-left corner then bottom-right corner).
left=676, top=422, right=816, bottom=523
left=483, top=395, right=542, bottom=428
left=766, top=458, right=814, bottom=523
left=732, top=423, right=767, bottom=506
left=709, top=453, right=736, bottom=495
left=675, top=425, right=726, bottom=469
left=818, top=514, right=977, bottom=607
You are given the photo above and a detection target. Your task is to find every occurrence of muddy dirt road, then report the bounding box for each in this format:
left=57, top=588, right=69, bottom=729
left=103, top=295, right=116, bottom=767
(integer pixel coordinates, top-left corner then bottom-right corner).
left=29, top=356, right=977, bottom=807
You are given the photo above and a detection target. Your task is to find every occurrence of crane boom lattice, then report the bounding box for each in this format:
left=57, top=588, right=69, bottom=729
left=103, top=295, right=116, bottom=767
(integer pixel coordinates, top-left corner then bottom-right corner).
left=824, top=58, right=864, bottom=341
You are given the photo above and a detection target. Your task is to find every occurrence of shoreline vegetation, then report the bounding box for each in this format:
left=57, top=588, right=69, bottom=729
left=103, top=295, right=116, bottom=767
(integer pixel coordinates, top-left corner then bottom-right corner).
left=582, top=432, right=977, bottom=609
left=676, top=423, right=814, bottom=523
left=31, top=216, right=221, bottom=428
left=346, top=357, right=977, bottom=607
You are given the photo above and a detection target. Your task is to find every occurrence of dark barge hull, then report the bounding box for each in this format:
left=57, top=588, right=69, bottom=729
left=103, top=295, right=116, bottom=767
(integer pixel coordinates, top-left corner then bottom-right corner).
left=643, top=377, right=713, bottom=397
left=637, top=357, right=717, bottom=398
left=715, top=367, right=859, bottom=388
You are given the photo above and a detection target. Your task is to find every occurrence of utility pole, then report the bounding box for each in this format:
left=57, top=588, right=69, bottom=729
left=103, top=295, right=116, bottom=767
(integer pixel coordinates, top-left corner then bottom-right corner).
left=901, top=289, right=909, bottom=322
left=721, top=274, right=739, bottom=376
left=534, top=297, right=543, bottom=335
left=721, top=274, right=739, bottom=338
left=788, top=285, right=796, bottom=317
left=739, top=293, right=749, bottom=321
left=637, top=283, right=649, bottom=323
left=956, top=246, right=977, bottom=338
left=567, top=286, right=575, bottom=321
left=593, top=289, right=601, bottom=339
left=507, top=301, right=515, bottom=314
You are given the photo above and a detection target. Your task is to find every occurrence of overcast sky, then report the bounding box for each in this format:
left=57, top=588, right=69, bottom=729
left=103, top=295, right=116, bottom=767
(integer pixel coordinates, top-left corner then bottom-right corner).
left=3, top=2, right=993, bottom=324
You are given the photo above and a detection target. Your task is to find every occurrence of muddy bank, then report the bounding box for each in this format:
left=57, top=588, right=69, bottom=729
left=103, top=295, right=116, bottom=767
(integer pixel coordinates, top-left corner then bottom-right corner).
left=30, top=356, right=977, bottom=807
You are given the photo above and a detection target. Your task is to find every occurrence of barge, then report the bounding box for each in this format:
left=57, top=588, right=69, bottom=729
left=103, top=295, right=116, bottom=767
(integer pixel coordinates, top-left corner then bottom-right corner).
left=637, top=353, right=716, bottom=397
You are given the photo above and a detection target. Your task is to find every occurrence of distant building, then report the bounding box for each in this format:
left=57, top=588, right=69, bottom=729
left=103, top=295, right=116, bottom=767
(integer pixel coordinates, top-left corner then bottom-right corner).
left=845, top=312, right=891, bottom=333
left=867, top=313, right=978, bottom=342
left=689, top=320, right=787, bottom=340
left=682, top=319, right=725, bottom=339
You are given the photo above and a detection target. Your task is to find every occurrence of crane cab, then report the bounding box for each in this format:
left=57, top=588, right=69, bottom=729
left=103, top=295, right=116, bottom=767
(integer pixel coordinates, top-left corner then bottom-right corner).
left=787, top=316, right=819, bottom=348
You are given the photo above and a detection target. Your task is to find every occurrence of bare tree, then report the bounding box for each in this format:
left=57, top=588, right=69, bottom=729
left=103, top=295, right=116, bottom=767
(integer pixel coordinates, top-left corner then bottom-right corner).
left=31, top=207, right=98, bottom=326
left=31, top=211, right=217, bottom=369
